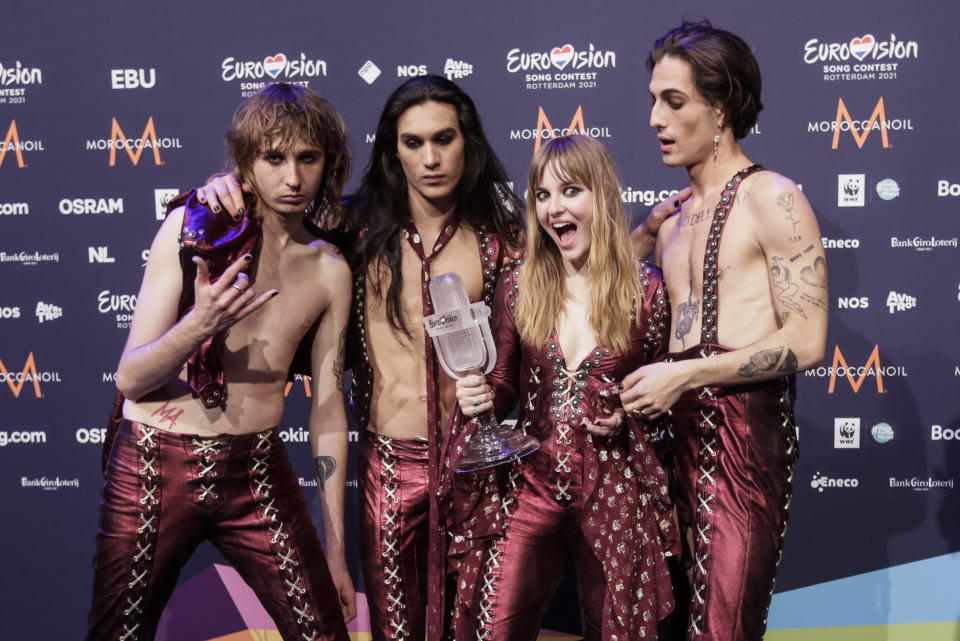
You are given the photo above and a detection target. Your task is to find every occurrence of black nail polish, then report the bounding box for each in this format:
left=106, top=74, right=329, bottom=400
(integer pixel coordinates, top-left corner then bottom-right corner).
left=212, top=205, right=220, bottom=213
left=673, top=200, right=681, bottom=208
left=243, top=254, right=252, bottom=261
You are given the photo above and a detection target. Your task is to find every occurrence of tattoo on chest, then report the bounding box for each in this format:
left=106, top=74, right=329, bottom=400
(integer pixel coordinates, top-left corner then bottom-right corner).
left=674, top=282, right=700, bottom=348
left=333, top=328, right=346, bottom=392
left=770, top=257, right=808, bottom=320
left=313, top=455, right=337, bottom=493
left=777, top=191, right=802, bottom=243
left=678, top=209, right=711, bottom=228
left=150, top=401, right=184, bottom=429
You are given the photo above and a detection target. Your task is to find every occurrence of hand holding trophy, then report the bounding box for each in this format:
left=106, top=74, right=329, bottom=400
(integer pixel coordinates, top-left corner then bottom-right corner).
left=424, top=272, right=539, bottom=472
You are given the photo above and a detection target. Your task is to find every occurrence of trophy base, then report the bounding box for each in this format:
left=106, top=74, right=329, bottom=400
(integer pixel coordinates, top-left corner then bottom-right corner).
left=454, top=428, right=539, bottom=473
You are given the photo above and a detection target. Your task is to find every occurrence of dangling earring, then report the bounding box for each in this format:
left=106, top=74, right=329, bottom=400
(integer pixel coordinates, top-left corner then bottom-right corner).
left=713, top=134, right=720, bottom=160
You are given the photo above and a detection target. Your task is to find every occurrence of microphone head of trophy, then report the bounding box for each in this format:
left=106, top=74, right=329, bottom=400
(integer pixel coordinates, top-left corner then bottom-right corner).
left=424, top=272, right=497, bottom=379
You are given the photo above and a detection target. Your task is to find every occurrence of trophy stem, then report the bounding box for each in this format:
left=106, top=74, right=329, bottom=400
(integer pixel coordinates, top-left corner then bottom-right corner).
left=454, top=411, right=539, bottom=473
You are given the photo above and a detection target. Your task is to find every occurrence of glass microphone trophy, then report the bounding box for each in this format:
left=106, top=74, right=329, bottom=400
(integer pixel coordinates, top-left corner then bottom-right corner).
left=424, top=272, right=539, bottom=472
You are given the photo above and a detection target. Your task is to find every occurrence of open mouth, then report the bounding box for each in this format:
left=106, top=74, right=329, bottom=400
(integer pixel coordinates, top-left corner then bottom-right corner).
left=553, top=222, right=577, bottom=245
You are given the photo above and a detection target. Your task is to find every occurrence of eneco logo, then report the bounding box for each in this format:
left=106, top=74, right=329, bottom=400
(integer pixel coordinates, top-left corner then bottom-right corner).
left=510, top=106, right=612, bottom=153
left=0, top=352, right=60, bottom=398
left=1, top=120, right=45, bottom=168
left=807, top=97, right=913, bottom=149
left=85, top=117, right=182, bottom=166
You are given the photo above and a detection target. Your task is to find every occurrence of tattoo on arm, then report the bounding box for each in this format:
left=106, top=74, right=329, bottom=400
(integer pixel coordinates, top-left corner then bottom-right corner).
left=737, top=347, right=784, bottom=377
left=333, top=328, right=346, bottom=392
left=800, top=256, right=828, bottom=289
left=313, top=455, right=337, bottom=493
left=777, top=191, right=801, bottom=243
left=778, top=349, right=799, bottom=373
left=770, top=257, right=808, bottom=320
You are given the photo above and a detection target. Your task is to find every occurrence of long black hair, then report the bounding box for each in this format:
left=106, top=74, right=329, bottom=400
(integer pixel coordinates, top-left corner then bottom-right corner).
left=343, top=75, right=524, bottom=337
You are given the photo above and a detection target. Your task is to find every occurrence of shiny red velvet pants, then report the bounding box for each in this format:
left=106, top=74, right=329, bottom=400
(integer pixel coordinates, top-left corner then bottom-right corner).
left=86, top=420, right=348, bottom=641
left=359, top=431, right=431, bottom=641
left=669, top=374, right=798, bottom=641
left=471, top=455, right=606, bottom=641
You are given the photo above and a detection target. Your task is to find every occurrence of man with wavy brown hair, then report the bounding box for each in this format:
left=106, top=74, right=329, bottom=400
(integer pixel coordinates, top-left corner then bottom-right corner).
left=87, top=84, right=355, bottom=641
left=621, top=21, right=828, bottom=641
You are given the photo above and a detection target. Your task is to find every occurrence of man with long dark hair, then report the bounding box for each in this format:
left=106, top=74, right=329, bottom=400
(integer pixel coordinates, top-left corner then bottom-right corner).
left=620, top=21, right=828, bottom=641
left=199, top=75, right=524, bottom=641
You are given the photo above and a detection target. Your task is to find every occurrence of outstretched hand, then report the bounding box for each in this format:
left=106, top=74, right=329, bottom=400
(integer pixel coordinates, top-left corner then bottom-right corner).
left=188, top=254, right=277, bottom=337
left=196, top=170, right=247, bottom=220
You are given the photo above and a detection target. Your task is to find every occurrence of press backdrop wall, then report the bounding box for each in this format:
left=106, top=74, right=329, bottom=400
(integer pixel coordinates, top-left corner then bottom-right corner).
left=2, top=1, right=958, bottom=639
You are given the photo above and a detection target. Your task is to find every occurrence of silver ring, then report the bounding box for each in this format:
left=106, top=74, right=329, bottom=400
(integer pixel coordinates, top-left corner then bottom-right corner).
left=472, top=406, right=479, bottom=418
left=471, top=395, right=481, bottom=407
left=231, top=283, right=244, bottom=293
left=615, top=415, right=624, bottom=428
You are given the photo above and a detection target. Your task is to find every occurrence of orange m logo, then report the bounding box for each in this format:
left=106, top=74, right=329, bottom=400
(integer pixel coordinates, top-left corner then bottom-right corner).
left=827, top=345, right=885, bottom=394
left=0, top=120, right=27, bottom=168
left=0, top=352, right=42, bottom=398
left=109, top=117, right=163, bottom=166
left=533, top=106, right=585, bottom=154
left=284, top=375, right=312, bottom=398
left=831, top=97, right=891, bottom=150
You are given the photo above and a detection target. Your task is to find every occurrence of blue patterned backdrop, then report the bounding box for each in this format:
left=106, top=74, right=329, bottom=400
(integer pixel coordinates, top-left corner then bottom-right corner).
left=1, top=1, right=958, bottom=639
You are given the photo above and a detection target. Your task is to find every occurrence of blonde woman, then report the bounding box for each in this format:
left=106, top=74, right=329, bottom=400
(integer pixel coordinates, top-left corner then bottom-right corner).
left=443, top=135, right=677, bottom=640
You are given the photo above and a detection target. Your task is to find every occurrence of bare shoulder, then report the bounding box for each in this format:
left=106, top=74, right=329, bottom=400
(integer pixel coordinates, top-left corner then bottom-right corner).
left=744, top=170, right=812, bottom=215
left=310, top=238, right=352, bottom=293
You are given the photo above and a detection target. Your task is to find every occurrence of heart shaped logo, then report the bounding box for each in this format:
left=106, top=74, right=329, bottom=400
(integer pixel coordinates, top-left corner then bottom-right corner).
left=550, top=44, right=574, bottom=70
left=849, top=35, right=875, bottom=61
left=263, top=53, right=287, bottom=78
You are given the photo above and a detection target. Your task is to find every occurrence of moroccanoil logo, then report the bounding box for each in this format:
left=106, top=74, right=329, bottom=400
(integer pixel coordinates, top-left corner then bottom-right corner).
left=284, top=374, right=312, bottom=398
left=85, top=117, right=183, bottom=166
left=0, top=352, right=62, bottom=398
left=0, top=120, right=45, bottom=168
left=804, top=345, right=907, bottom=393
left=509, top=106, right=612, bottom=154
left=807, top=97, right=913, bottom=149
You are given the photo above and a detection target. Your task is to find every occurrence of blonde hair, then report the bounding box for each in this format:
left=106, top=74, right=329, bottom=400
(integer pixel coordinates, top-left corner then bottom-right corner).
left=515, top=135, right=644, bottom=354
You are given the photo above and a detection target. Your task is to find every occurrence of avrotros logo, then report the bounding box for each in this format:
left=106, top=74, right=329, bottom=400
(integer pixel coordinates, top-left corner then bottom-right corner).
left=0, top=352, right=61, bottom=398
left=511, top=106, right=612, bottom=153
left=808, top=97, right=912, bottom=149
left=221, top=52, right=327, bottom=96
left=506, top=43, right=616, bottom=90
left=805, top=344, right=907, bottom=394
left=886, top=291, right=916, bottom=314
left=1, top=120, right=45, bottom=168
left=97, top=290, right=137, bottom=329
left=35, top=302, right=62, bottom=323
left=804, top=33, right=918, bottom=82
left=85, top=117, right=181, bottom=166
left=0, top=60, right=42, bottom=104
